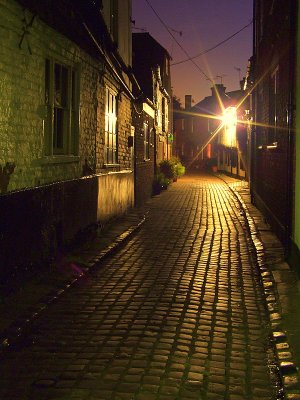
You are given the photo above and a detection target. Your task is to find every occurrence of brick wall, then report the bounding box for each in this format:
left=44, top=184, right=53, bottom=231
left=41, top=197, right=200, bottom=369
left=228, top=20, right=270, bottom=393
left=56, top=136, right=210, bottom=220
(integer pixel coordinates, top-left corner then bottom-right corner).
left=0, top=0, right=135, bottom=283
left=0, top=171, right=133, bottom=284
left=0, top=0, right=133, bottom=190
left=133, top=107, right=155, bottom=206
left=252, top=0, right=295, bottom=245
left=0, top=0, right=104, bottom=192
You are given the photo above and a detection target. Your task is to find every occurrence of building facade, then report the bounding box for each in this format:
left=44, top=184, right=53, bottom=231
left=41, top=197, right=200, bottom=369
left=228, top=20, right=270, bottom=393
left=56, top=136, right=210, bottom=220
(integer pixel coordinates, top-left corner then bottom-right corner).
left=132, top=32, right=172, bottom=205
left=175, top=85, right=247, bottom=177
left=251, top=0, right=297, bottom=261
left=132, top=33, right=172, bottom=161
left=0, top=0, right=135, bottom=280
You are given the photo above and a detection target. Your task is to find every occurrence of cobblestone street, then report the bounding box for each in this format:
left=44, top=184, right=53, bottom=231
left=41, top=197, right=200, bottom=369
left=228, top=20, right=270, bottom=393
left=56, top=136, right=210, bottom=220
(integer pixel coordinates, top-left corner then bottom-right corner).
left=0, top=174, right=280, bottom=399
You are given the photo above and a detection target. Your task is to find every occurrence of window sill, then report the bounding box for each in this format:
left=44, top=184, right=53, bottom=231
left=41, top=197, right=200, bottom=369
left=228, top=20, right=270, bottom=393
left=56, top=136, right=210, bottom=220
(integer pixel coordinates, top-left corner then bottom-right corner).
left=103, top=163, right=120, bottom=169
left=144, top=158, right=151, bottom=162
left=258, top=143, right=278, bottom=150
left=38, top=155, right=80, bottom=165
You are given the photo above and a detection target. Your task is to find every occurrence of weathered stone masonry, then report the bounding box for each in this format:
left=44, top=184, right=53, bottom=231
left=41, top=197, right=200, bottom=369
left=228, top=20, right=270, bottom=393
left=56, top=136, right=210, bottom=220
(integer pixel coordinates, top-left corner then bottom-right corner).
left=0, top=1, right=103, bottom=190
left=0, top=0, right=134, bottom=281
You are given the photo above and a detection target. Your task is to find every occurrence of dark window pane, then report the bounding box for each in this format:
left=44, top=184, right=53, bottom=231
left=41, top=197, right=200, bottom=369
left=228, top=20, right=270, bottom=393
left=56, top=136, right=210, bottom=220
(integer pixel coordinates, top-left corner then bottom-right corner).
left=45, top=59, right=50, bottom=104
left=53, top=108, right=64, bottom=151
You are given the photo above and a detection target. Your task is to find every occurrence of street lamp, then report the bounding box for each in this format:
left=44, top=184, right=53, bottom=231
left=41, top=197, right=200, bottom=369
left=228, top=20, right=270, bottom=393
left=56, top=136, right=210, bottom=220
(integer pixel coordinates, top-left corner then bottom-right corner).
left=222, top=106, right=237, bottom=148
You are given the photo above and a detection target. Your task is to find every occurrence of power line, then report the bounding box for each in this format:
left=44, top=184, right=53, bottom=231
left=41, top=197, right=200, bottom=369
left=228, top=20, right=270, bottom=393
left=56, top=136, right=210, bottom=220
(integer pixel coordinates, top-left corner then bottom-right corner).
left=144, top=0, right=213, bottom=83
left=171, top=20, right=253, bottom=66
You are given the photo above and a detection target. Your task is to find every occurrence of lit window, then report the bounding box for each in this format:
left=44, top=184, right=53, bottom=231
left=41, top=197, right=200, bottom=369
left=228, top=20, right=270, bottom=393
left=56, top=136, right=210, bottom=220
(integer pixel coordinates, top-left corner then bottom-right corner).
left=105, top=87, right=118, bottom=164
left=162, top=97, right=166, bottom=132
left=45, top=59, right=79, bottom=156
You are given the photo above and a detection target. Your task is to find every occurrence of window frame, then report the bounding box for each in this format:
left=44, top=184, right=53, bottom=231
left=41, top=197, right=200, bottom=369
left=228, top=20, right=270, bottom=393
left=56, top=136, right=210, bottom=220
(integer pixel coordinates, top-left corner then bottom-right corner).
left=268, top=66, right=279, bottom=146
left=162, top=97, right=166, bottom=132
left=104, top=86, right=118, bottom=165
left=44, top=58, right=79, bottom=158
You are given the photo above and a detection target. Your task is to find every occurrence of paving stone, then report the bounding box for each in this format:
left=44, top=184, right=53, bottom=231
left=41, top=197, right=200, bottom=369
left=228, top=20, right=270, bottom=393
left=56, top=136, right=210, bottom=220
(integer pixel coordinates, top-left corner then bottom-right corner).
left=0, top=174, right=286, bottom=399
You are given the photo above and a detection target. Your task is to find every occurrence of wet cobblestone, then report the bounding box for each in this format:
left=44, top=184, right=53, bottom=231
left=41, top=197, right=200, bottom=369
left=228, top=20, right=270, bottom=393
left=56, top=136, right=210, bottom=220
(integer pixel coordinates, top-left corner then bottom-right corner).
left=0, top=174, right=279, bottom=399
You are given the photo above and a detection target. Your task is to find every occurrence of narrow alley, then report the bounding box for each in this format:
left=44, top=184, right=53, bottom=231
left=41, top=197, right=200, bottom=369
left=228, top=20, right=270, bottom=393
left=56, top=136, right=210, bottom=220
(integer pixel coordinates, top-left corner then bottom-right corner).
left=0, top=174, right=286, bottom=399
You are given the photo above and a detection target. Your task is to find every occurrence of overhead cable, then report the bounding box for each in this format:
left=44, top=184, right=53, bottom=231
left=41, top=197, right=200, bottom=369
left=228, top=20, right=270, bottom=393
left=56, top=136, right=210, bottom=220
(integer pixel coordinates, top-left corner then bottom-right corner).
left=171, top=20, right=253, bottom=66
left=144, top=0, right=213, bottom=83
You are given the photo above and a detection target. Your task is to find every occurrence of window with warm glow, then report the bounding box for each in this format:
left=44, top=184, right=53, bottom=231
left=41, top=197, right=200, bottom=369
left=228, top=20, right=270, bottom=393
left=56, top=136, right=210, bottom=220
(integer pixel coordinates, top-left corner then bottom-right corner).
left=162, top=97, right=166, bottom=132
left=105, top=87, right=118, bottom=164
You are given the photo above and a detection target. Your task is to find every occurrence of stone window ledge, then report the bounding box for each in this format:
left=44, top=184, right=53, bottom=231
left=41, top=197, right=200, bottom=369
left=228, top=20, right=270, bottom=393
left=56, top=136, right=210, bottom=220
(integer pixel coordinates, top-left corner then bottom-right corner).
left=37, top=156, right=80, bottom=165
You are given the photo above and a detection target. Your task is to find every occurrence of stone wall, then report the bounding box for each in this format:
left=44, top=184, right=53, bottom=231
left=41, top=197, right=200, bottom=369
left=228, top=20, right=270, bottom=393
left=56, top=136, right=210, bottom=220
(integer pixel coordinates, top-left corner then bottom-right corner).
left=0, top=171, right=134, bottom=284
left=252, top=0, right=294, bottom=247
left=97, top=171, right=134, bottom=221
left=0, top=1, right=108, bottom=192
left=0, top=0, right=135, bottom=283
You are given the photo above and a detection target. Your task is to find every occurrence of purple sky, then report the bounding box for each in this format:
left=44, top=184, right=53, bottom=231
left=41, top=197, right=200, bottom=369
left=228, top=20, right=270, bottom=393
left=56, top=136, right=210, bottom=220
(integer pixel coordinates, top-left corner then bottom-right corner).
left=132, top=0, right=253, bottom=105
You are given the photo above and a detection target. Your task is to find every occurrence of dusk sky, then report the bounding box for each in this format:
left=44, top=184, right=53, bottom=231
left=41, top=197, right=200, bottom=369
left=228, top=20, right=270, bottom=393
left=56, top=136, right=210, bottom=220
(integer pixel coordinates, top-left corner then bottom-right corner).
left=132, top=0, right=253, bottom=105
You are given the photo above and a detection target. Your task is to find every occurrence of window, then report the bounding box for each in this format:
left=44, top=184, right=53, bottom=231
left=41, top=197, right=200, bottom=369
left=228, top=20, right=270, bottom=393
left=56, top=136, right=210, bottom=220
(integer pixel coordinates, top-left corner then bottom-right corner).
left=162, top=97, right=166, bottom=132
left=144, top=122, right=150, bottom=160
left=45, top=59, right=79, bottom=156
left=105, top=87, right=118, bottom=164
left=269, top=66, right=279, bottom=145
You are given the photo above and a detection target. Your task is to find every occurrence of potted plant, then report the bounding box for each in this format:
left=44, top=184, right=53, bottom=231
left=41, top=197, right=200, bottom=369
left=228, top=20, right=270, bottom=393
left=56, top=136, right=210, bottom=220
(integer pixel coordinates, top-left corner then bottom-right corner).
left=152, top=172, right=171, bottom=195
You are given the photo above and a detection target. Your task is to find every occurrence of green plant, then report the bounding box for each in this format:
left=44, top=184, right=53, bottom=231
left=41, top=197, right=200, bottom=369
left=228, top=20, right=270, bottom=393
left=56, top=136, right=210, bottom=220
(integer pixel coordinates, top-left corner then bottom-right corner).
left=152, top=172, right=171, bottom=195
left=171, top=157, right=185, bottom=178
left=169, top=157, right=185, bottom=179
left=159, top=159, right=176, bottom=180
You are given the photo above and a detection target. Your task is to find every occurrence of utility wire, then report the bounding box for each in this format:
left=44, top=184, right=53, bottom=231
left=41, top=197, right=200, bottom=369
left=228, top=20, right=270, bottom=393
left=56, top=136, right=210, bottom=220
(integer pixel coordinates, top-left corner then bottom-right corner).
left=144, top=0, right=213, bottom=83
left=171, top=20, right=253, bottom=66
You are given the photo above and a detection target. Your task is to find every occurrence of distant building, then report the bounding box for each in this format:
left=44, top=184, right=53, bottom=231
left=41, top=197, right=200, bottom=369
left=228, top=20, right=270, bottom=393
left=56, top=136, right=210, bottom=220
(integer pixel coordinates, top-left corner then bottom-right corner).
left=176, top=84, right=247, bottom=178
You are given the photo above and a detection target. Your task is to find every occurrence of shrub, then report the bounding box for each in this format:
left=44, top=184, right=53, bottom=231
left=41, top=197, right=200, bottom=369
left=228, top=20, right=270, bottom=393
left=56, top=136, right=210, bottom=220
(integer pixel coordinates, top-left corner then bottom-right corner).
left=170, top=157, right=185, bottom=178
left=152, top=172, right=171, bottom=195
left=153, top=158, right=186, bottom=196
left=159, top=159, right=176, bottom=180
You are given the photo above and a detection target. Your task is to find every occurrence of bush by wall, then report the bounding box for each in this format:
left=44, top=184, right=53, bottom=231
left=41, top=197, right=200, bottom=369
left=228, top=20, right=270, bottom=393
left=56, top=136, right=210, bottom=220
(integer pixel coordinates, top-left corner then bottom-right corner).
left=152, top=157, right=185, bottom=195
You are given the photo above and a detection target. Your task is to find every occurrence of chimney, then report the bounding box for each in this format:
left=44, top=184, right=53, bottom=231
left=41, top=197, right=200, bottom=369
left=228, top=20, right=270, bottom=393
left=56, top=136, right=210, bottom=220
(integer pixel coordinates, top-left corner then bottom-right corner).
left=211, top=84, right=226, bottom=97
left=185, top=95, right=192, bottom=110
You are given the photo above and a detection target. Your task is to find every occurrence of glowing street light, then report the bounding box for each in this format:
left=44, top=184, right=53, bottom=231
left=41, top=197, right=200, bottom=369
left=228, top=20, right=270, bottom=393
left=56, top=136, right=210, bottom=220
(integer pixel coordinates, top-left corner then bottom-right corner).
left=223, top=106, right=237, bottom=127
left=222, top=106, right=237, bottom=147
